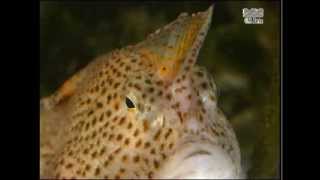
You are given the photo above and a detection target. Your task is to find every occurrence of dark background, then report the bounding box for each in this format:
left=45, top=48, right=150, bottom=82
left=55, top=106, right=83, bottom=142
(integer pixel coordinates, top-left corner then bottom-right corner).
left=40, top=1, right=280, bottom=178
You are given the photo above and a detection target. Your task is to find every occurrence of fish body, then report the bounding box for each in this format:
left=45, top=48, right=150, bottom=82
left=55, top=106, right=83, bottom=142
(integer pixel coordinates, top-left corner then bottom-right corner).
left=40, top=5, right=244, bottom=179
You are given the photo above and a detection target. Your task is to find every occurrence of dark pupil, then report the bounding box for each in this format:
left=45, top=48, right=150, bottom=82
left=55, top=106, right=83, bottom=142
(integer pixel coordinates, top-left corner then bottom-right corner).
left=125, top=97, right=135, bottom=108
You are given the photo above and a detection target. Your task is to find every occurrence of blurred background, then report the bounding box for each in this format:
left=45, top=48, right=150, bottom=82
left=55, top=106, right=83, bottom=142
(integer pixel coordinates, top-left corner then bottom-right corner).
left=40, top=1, right=280, bottom=179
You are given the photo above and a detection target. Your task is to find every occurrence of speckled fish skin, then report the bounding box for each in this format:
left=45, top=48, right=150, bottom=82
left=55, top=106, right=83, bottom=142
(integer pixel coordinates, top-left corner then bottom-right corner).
left=40, top=5, right=244, bottom=179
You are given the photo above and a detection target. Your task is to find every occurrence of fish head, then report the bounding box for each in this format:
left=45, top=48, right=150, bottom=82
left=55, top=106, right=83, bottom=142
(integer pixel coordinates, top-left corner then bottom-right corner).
left=52, top=5, right=242, bottom=179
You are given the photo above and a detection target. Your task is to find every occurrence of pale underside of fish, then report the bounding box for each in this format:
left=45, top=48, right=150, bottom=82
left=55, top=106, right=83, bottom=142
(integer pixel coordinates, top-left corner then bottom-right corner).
left=40, top=5, right=245, bottom=179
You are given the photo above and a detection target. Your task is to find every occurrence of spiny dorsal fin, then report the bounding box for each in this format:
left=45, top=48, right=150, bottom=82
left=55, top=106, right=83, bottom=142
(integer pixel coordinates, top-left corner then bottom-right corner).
left=133, top=5, right=214, bottom=83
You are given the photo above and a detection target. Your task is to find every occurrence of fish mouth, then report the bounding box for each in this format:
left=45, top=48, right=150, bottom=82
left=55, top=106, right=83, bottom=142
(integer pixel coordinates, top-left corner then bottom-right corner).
left=183, top=149, right=212, bottom=160
left=154, top=141, right=241, bottom=179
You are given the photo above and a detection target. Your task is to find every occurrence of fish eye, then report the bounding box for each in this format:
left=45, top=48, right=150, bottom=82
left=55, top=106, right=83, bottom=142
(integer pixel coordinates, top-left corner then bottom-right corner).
left=125, top=96, right=135, bottom=108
